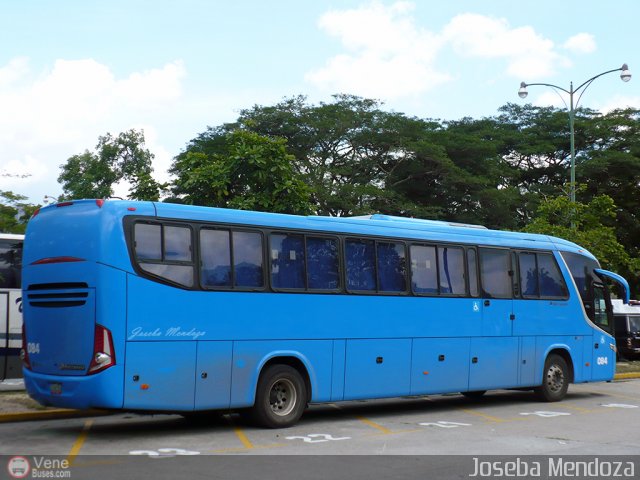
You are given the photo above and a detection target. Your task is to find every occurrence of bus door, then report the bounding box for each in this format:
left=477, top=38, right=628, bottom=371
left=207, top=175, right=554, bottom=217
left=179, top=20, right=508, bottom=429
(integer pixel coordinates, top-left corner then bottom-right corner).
left=590, top=282, right=615, bottom=381
left=469, top=248, right=518, bottom=390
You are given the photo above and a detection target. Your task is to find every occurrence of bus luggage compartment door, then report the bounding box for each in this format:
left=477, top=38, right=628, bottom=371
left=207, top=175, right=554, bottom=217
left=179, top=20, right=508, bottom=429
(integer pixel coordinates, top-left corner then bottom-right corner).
left=124, top=341, right=196, bottom=411
left=469, top=337, right=518, bottom=390
left=410, top=338, right=470, bottom=394
left=194, top=341, right=232, bottom=410
left=344, top=339, right=411, bottom=400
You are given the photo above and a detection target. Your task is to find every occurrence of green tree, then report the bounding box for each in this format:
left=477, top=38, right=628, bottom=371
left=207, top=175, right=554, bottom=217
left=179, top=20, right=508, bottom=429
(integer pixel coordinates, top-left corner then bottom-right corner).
left=523, top=190, right=640, bottom=288
left=58, top=129, right=163, bottom=200
left=0, top=190, right=38, bottom=233
left=170, top=130, right=312, bottom=214
left=234, top=94, right=432, bottom=216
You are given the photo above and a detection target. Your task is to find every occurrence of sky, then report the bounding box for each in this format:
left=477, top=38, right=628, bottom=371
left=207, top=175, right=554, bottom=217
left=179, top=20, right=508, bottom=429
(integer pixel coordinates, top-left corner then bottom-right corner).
left=1, top=0, right=639, bottom=204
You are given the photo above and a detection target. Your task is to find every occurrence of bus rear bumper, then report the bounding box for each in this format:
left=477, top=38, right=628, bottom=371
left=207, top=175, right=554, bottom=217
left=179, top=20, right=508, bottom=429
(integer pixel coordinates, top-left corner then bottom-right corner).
left=23, top=367, right=124, bottom=410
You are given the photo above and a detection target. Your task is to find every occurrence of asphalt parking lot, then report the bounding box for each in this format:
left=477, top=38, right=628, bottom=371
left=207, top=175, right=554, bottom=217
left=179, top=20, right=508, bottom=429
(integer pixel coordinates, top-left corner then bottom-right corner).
left=1, top=380, right=639, bottom=456
left=1, top=380, right=639, bottom=478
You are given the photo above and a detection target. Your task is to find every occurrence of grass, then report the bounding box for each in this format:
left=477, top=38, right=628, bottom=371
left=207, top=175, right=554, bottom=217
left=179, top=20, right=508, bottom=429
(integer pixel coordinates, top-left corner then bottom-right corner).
left=616, top=359, right=640, bottom=374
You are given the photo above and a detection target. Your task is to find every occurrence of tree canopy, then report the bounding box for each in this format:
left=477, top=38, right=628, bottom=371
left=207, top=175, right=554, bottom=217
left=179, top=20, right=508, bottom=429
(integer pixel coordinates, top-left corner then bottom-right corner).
left=58, top=129, right=163, bottom=201
left=4, top=95, right=640, bottom=293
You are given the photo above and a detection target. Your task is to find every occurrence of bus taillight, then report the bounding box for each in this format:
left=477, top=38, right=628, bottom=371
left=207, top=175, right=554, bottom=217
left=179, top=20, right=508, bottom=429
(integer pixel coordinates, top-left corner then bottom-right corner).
left=88, top=325, right=116, bottom=374
left=20, top=324, right=31, bottom=370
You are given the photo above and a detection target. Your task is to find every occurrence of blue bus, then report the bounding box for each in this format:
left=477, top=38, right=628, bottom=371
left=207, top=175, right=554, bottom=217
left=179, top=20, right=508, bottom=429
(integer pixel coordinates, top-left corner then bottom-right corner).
left=21, top=200, right=628, bottom=427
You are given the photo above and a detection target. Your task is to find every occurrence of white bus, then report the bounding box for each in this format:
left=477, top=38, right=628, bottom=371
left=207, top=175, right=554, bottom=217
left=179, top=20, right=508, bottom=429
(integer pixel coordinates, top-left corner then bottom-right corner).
left=0, top=233, right=23, bottom=380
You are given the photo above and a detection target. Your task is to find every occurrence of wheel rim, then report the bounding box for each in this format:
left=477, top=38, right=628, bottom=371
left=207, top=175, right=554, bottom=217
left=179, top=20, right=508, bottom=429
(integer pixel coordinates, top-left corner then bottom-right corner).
left=545, top=363, right=565, bottom=394
left=268, top=378, right=297, bottom=417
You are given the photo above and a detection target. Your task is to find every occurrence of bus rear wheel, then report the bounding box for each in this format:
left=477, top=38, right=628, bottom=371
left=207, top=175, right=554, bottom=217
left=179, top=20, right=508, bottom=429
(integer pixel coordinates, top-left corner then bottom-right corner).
left=535, top=354, right=569, bottom=402
left=252, top=364, right=307, bottom=428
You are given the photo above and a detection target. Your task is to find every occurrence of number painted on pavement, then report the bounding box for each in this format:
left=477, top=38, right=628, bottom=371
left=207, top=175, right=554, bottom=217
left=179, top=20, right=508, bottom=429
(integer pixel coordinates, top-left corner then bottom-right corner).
left=285, top=434, right=351, bottom=443
left=129, top=448, right=200, bottom=458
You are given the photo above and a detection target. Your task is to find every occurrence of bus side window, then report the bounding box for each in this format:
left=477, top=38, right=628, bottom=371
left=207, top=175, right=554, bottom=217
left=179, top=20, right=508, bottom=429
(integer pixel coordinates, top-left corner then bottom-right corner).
left=466, top=248, right=479, bottom=297
left=410, top=245, right=437, bottom=294
left=135, top=222, right=194, bottom=288
left=538, top=253, right=568, bottom=298
left=233, top=231, right=264, bottom=288
left=164, top=226, right=192, bottom=261
left=377, top=241, right=407, bottom=293
left=346, top=239, right=376, bottom=292
left=271, top=233, right=305, bottom=290
left=134, top=223, right=162, bottom=261
left=306, top=237, right=340, bottom=290
left=519, top=252, right=539, bottom=298
left=200, top=229, right=232, bottom=287
left=479, top=248, right=511, bottom=299
left=438, top=246, right=464, bottom=295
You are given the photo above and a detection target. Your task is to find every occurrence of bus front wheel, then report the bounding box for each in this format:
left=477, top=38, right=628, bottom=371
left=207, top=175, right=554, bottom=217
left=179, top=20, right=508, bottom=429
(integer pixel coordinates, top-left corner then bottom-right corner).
left=252, top=364, right=307, bottom=428
left=535, top=354, right=569, bottom=402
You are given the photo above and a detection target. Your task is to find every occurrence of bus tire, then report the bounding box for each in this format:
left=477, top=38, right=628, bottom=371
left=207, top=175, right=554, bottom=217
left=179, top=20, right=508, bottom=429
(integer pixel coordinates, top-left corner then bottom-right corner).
left=535, top=354, right=569, bottom=402
left=252, top=364, right=307, bottom=428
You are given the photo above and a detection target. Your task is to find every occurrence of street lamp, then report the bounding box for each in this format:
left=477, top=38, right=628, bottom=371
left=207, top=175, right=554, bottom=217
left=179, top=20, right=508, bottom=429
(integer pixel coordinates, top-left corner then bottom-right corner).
left=518, top=64, right=631, bottom=206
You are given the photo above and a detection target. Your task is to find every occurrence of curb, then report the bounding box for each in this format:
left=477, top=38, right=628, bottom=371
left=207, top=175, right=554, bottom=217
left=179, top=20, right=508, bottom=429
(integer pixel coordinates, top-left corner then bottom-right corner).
left=614, top=372, right=640, bottom=380
left=0, top=408, right=109, bottom=424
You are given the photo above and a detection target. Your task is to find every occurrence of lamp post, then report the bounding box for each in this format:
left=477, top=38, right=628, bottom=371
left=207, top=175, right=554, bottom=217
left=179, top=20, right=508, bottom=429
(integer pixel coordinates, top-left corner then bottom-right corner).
left=518, top=64, right=631, bottom=206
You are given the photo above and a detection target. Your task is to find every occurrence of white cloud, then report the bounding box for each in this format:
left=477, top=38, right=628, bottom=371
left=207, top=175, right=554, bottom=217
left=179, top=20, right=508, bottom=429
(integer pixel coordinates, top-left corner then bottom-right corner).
left=306, top=1, right=450, bottom=99
left=563, top=33, right=596, bottom=54
left=442, top=13, right=570, bottom=79
left=598, top=94, right=640, bottom=113
left=0, top=57, right=186, bottom=202
left=307, top=3, right=590, bottom=99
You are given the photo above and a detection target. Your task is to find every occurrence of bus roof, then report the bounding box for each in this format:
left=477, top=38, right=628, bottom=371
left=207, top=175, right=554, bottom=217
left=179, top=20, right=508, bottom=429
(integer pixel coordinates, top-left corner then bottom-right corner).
left=34, top=199, right=594, bottom=259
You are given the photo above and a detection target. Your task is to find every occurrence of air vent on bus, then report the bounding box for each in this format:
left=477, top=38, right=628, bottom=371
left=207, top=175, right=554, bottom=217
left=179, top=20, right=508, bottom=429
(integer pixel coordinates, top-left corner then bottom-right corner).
left=26, top=283, right=90, bottom=308
left=27, top=282, right=89, bottom=291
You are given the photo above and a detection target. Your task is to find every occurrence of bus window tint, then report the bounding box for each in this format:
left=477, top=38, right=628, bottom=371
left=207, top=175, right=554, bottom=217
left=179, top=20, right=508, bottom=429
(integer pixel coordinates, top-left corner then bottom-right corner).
left=538, top=253, right=568, bottom=298
left=346, top=239, right=376, bottom=291
left=134, top=223, right=161, bottom=260
left=519, top=252, right=539, bottom=297
left=306, top=237, right=339, bottom=290
left=141, top=263, right=194, bottom=287
left=479, top=248, right=511, bottom=298
left=410, top=245, right=437, bottom=294
left=233, top=231, right=264, bottom=288
left=164, top=226, right=192, bottom=261
left=438, top=246, right=464, bottom=295
left=137, top=223, right=194, bottom=288
left=271, top=234, right=305, bottom=289
left=467, top=248, right=479, bottom=297
left=200, top=230, right=231, bottom=287
left=377, top=242, right=406, bottom=293
left=560, top=251, right=599, bottom=304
